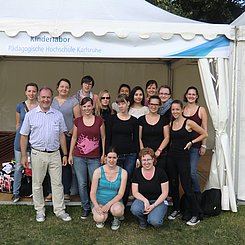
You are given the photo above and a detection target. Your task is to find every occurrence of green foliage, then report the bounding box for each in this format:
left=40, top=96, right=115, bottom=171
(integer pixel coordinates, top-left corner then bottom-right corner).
left=147, top=0, right=245, bottom=23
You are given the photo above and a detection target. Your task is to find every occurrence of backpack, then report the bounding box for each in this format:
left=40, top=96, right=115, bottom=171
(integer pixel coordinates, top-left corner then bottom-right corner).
left=201, top=188, right=221, bottom=216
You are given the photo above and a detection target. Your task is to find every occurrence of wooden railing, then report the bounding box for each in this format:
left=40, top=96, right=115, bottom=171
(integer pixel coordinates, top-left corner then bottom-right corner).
left=0, top=131, right=15, bottom=163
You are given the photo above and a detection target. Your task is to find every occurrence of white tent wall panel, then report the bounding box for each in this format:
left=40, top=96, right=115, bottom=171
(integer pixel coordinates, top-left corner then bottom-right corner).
left=0, top=59, right=169, bottom=131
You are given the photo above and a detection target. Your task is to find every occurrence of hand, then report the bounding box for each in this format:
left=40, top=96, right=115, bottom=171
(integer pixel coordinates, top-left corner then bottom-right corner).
left=68, top=155, right=73, bottom=165
left=21, top=155, right=28, bottom=168
left=100, top=155, right=105, bottom=165
left=144, top=204, right=155, bottom=214
left=62, top=156, right=67, bottom=166
left=184, top=141, right=192, bottom=150
left=199, top=146, right=206, bottom=156
left=136, top=159, right=141, bottom=168
left=101, top=203, right=110, bottom=213
left=95, top=205, right=103, bottom=215
left=143, top=200, right=150, bottom=211
left=155, top=150, right=160, bottom=158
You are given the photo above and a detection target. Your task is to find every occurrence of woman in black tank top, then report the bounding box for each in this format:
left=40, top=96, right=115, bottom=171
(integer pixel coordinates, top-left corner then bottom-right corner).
left=167, top=100, right=208, bottom=226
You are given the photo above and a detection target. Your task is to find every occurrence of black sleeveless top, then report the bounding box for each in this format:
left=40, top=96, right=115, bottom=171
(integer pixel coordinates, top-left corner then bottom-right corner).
left=169, top=119, right=191, bottom=157
left=183, top=106, right=202, bottom=148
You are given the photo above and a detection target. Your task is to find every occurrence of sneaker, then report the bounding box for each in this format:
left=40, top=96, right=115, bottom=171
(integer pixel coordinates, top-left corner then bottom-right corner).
left=64, top=194, right=71, bottom=202
left=111, top=217, right=120, bottom=231
left=186, top=216, right=200, bottom=226
left=119, top=215, right=125, bottom=221
left=44, top=193, right=52, bottom=202
left=12, top=194, right=20, bottom=203
left=57, top=212, right=72, bottom=222
left=96, top=222, right=105, bottom=229
left=168, top=210, right=181, bottom=220
left=36, top=213, right=45, bottom=222
left=81, top=209, right=90, bottom=220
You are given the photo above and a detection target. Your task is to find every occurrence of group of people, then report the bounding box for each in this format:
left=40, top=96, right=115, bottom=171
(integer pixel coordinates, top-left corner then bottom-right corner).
left=12, top=75, right=208, bottom=229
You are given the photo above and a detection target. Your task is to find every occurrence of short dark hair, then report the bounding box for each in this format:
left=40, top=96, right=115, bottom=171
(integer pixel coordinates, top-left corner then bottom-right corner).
left=39, top=86, right=53, bottom=97
left=57, top=78, right=71, bottom=89
left=158, top=85, right=171, bottom=95
left=25, top=82, right=38, bottom=92
left=106, top=146, right=118, bottom=156
left=81, top=75, right=95, bottom=87
left=118, top=84, right=131, bottom=94
left=149, top=95, right=161, bottom=105
left=171, top=99, right=184, bottom=109
left=116, top=94, right=130, bottom=104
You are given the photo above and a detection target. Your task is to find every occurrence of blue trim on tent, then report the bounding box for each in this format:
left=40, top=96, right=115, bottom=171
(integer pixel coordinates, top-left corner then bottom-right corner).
left=170, top=36, right=229, bottom=57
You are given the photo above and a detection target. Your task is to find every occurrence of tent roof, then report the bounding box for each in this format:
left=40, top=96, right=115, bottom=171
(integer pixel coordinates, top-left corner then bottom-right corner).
left=231, top=11, right=245, bottom=25
left=0, top=0, right=234, bottom=40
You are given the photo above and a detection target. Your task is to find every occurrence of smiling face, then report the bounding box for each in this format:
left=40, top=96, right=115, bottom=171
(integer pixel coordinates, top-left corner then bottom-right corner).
left=133, top=89, right=143, bottom=104
left=57, top=80, right=70, bottom=96
left=185, top=88, right=198, bottom=104
left=146, top=84, right=157, bottom=97
left=141, top=154, right=154, bottom=170
left=82, top=81, right=93, bottom=94
left=39, top=89, right=52, bottom=112
left=81, top=100, right=93, bottom=116
left=25, top=85, right=38, bottom=101
left=106, top=152, right=118, bottom=167
left=119, top=86, right=130, bottom=97
left=148, top=98, right=160, bottom=114
left=171, top=102, right=183, bottom=120
left=159, top=87, right=171, bottom=103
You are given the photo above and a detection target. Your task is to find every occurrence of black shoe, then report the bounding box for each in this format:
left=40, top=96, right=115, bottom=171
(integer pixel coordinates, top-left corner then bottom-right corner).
left=81, top=209, right=90, bottom=220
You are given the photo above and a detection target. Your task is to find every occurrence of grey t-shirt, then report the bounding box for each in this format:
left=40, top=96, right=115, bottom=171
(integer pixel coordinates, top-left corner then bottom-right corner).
left=51, top=96, right=79, bottom=131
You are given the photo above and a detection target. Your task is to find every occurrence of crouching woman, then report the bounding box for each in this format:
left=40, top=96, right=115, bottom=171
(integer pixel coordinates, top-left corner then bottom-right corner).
left=90, top=147, right=128, bottom=230
left=131, top=147, right=169, bottom=229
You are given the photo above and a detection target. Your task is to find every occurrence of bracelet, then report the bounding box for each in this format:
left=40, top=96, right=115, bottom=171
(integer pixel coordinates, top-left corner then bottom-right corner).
left=201, top=145, right=207, bottom=149
left=157, top=148, right=162, bottom=153
left=190, top=141, right=193, bottom=145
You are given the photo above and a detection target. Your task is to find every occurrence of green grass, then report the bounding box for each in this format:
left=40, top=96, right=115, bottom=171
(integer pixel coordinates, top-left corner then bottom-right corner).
left=0, top=205, right=245, bottom=245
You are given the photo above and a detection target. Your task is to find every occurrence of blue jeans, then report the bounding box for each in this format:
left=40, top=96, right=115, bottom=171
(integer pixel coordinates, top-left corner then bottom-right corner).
left=13, top=150, right=24, bottom=195
left=117, top=153, right=137, bottom=205
left=73, top=156, right=100, bottom=211
left=131, top=199, right=168, bottom=227
left=189, top=147, right=201, bottom=192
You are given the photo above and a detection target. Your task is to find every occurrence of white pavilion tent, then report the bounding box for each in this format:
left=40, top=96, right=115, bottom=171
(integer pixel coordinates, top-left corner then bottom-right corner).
left=0, top=0, right=238, bottom=211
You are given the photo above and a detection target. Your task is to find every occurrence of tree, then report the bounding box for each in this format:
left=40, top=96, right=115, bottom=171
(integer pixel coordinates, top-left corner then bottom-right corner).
left=147, top=0, right=245, bottom=23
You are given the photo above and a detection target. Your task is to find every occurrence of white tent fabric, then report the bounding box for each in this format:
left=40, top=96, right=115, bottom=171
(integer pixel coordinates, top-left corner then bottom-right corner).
left=198, top=59, right=237, bottom=212
left=0, top=0, right=234, bottom=40
left=0, top=0, right=239, bottom=210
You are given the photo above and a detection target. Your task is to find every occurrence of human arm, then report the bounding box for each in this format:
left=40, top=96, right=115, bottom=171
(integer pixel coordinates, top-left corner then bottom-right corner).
left=139, top=125, right=144, bottom=150
left=101, top=169, right=128, bottom=213
left=90, top=167, right=104, bottom=215
left=132, top=182, right=150, bottom=211
left=184, top=119, right=208, bottom=150
left=20, top=135, right=28, bottom=168
left=68, top=125, right=77, bottom=165
left=199, top=106, right=208, bottom=155
left=100, top=122, right=106, bottom=164
left=155, top=124, right=170, bottom=158
left=144, top=181, right=169, bottom=214
left=16, top=112, right=20, bottom=130
left=60, top=132, right=68, bottom=166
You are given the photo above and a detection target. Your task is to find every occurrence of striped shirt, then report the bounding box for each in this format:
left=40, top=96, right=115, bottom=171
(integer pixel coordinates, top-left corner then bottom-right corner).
left=20, top=105, right=67, bottom=151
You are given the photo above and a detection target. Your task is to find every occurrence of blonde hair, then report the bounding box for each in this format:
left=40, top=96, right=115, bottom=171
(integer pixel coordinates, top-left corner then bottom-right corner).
left=95, top=90, right=114, bottom=116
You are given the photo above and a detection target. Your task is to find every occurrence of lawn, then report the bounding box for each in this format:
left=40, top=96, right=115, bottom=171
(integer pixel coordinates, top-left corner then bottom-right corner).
left=0, top=204, right=245, bottom=245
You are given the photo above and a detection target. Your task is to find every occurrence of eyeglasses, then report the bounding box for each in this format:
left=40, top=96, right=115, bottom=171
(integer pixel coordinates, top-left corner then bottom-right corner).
left=159, top=93, right=170, bottom=96
left=101, top=97, right=110, bottom=100
left=149, top=103, right=160, bottom=106
left=141, top=159, right=153, bottom=163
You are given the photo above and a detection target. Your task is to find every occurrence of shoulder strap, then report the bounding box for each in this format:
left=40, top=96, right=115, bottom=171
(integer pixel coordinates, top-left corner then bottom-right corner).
left=22, top=101, right=29, bottom=112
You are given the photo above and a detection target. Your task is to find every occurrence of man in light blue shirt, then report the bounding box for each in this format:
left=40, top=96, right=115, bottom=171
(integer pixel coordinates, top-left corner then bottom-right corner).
left=20, top=87, right=72, bottom=222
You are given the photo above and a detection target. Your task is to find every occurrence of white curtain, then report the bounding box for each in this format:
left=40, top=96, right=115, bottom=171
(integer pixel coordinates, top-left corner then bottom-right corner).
left=198, top=58, right=237, bottom=212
